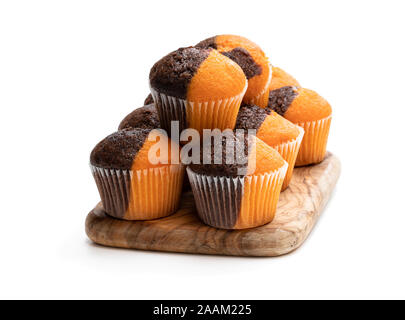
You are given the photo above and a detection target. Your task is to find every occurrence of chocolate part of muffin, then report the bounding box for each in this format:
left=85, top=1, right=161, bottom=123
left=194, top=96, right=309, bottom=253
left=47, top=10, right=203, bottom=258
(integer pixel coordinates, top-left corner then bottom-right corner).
left=267, top=86, right=298, bottom=116
left=92, top=166, right=131, bottom=219
left=151, top=89, right=188, bottom=134
left=222, top=47, right=262, bottom=79
left=118, top=104, right=160, bottom=130
left=235, top=104, right=271, bottom=131
left=189, top=133, right=252, bottom=177
left=195, top=36, right=217, bottom=49
left=149, top=47, right=211, bottom=99
left=144, top=93, right=154, bottom=105
left=90, top=128, right=152, bottom=170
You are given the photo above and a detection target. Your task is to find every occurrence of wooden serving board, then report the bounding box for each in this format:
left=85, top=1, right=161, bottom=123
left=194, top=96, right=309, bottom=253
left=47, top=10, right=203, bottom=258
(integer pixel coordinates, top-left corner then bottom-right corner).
left=86, top=152, right=340, bottom=257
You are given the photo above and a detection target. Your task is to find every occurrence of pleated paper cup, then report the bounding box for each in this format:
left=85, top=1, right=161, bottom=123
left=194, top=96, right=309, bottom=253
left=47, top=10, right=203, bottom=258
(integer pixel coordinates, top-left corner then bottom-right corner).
left=187, top=161, right=287, bottom=230
left=243, top=62, right=272, bottom=108
left=295, top=115, right=332, bottom=166
left=150, top=83, right=247, bottom=135
left=273, top=125, right=304, bottom=190
left=91, top=164, right=184, bottom=220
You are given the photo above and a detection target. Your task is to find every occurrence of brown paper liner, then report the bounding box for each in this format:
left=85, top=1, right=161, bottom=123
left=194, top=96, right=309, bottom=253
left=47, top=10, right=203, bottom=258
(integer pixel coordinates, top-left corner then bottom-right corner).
left=295, top=115, right=332, bottom=166
left=273, top=126, right=304, bottom=190
left=91, top=164, right=184, bottom=220
left=187, top=162, right=287, bottom=230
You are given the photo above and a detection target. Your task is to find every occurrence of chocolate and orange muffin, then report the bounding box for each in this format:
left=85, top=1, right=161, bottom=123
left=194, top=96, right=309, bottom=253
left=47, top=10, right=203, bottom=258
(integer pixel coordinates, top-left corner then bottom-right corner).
left=149, top=47, right=247, bottom=134
left=118, top=104, right=160, bottom=130
left=269, top=66, right=300, bottom=91
left=267, top=87, right=332, bottom=166
left=235, top=104, right=304, bottom=190
left=196, top=35, right=271, bottom=108
left=187, top=132, right=287, bottom=229
left=90, top=128, right=184, bottom=220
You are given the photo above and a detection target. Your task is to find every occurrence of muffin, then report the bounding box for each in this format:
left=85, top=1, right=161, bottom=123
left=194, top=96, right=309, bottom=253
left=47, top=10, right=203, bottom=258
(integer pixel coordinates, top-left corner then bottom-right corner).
left=187, top=131, right=287, bottom=229
left=235, top=104, right=304, bottom=190
left=267, top=87, right=332, bottom=166
left=149, top=47, right=247, bottom=135
left=269, top=66, right=300, bottom=91
left=90, top=128, right=184, bottom=220
left=118, top=104, right=160, bottom=130
left=196, top=35, right=271, bottom=108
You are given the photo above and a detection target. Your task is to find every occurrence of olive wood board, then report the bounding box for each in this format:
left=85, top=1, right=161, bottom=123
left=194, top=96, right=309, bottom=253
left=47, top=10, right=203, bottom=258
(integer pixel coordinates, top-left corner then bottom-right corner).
left=86, top=152, right=340, bottom=257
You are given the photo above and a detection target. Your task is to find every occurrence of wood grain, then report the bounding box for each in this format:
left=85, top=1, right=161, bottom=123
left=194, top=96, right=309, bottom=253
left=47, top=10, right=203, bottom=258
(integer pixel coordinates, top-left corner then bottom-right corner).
left=85, top=152, right=341, bottom=257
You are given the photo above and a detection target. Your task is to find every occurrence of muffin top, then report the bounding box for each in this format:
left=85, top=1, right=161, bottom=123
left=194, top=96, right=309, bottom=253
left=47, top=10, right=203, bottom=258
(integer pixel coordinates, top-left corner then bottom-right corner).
left=189, top=131, right=285, bottom=177
left=235, top=104, right=301, bottom=146
left=253, top=137, right=286, bottom=175
left=269, top=66, right=300, bottom=91
left=118, top=104, right=160, bottom=130
left=90, top=128, right=175, bottom=170
left=196, top=35, right=271, bottom=106
left=150, top=47, right=210, bottom=99
left=235, top=103, right=271, bottom=131
left=268, top=87, right=332, bottom=122
left=189, top=132, right=252, bottom=177
left=90, top=128, right=152, bottom=170
left=150, top=47, right=247, bottom=102
left=267, top=86, right=299, bottom=116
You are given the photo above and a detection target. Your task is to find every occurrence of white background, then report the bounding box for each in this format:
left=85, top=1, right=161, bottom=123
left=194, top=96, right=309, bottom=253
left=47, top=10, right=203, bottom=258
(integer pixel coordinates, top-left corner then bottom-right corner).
left=1, top=0, right=404, bottom=300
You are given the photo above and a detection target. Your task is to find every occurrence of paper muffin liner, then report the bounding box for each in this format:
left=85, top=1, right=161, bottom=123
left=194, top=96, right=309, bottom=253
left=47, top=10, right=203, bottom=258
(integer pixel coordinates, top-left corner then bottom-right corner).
left=150, top=83, right=247, bottom=135
left=244, top=62, right=272, bottom=108
left=273, top=125, right=304, bottom=190
left=91, top=164, right=184, bottom=220
left=187, top=161, right=287, bottom=230
left=295, top=115, right=332, bottom=166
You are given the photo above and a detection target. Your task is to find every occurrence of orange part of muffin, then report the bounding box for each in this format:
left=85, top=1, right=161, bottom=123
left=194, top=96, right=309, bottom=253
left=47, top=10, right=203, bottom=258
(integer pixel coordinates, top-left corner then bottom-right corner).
left=257, top=111, right=301, bottom=147
left=269, top=66, right=300, bottom=91
left=187, top=49, right=246, bottom=102
left=284, top=88, right=332, bottom=123
left=235, top=137, right=286, bottom=229
left=185, top=96, right=244, bottom=136
left=247, top=136, right=286, bottom=175
left=214, top=35, right=271, bottom=106
left=130, top=129, right=178, bottom=171
left=256, top=112, right=302, bottom=190
left=295, top=116, right=331, bottom=166
left=126, top=130, right=183, bottom=220
left=125, top=164, right=184, bottom=220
